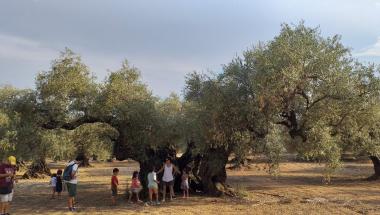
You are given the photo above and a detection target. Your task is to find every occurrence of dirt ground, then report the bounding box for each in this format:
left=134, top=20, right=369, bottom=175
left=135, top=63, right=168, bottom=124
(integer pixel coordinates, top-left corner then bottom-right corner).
left=9, top=160, right=380, bottom=215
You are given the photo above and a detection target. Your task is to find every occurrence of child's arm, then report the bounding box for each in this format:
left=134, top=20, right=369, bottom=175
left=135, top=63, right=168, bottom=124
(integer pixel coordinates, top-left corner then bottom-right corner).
left=173, top=165, right=180, bottom=175
left=153, top=173, right=159, bottom=184
left=0, top=173, right=13, bottom=178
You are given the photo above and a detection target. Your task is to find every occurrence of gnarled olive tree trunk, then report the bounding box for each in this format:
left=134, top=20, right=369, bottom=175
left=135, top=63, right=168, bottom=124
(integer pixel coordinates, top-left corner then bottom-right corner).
left=196, top=147, right=234, bottom=196
left=22, top=157, right=51, bottom=179
left=114, top=131, right=234, bottom=197
left=77, top=152, right=91, bottom=167
left=368, top=156, right=380, bottom=180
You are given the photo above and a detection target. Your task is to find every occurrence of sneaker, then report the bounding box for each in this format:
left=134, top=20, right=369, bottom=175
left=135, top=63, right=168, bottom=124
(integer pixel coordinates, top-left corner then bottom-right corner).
left=156, top=201, right=161, bottom=205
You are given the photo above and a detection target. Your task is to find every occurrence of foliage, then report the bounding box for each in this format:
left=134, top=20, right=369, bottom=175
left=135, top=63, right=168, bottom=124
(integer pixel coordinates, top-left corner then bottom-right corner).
left=36, top=48, right=98, bottom=123
left=1, top=22, right=380, bottom=184
left=72, top=123, right=119, bottom=161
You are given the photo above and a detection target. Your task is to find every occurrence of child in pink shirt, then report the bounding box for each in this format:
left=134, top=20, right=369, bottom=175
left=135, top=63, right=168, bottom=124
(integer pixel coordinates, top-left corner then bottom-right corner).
left=128, top=171, right=142, bottom=203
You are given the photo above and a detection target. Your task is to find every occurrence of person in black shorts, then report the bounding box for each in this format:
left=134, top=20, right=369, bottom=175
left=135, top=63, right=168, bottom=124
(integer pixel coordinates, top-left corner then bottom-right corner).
left=56, top=169, right=63, bottom=198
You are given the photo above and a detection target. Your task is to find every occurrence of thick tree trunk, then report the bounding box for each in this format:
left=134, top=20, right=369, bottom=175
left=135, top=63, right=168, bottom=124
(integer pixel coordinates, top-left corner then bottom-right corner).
left=77, top=152, right=91, bottom=167
left=368, top=156, right=380, bottom=180
left=137, top=147, right=177, bottom=198
left=22, top=158, right=51, bottom=179
left=197, top=147, right=235, bottom=196
left=114, top=131, right=233, bottom=196
left=173, top=141, right=197, bottom=192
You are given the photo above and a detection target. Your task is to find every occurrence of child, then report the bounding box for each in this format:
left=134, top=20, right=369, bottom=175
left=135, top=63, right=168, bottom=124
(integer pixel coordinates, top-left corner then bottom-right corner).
left=56, top=169, right=63, bottom=198
left=49, top=173, right=57, bottom=199
left=147, top=166, right=160, bottom=205
left=128, top=171, right=142, bottom=203
left=111, top=168, right=119, bottom=205
left=181, top=167, right=190, bottom=198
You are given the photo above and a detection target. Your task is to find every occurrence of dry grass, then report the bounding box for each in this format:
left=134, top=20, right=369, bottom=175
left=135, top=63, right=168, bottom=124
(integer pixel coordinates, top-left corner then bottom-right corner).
left=10, top=160, right=380, bottom=215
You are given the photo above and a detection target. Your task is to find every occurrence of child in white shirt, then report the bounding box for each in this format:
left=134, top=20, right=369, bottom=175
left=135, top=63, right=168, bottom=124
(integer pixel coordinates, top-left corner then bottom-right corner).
left=50, top=173, right=57, bottom=199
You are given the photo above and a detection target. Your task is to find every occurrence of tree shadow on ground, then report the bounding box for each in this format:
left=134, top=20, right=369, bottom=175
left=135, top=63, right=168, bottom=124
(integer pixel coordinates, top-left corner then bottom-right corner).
left=12, top=188, right=250, bottom=214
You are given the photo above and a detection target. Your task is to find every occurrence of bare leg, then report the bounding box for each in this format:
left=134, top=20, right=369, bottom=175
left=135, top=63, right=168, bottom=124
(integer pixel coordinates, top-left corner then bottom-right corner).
left=128, top=191, right=132, bottom=203
left=155, top=190, right=159, bottom=203
left=149, top=189, right=153, bottom=203
left=162, top=184, right=167, bottom=201
left=136, top=192, right=142, bottom=202
left=0, top=202, right=4, bottom=214
left=3, top=202, right=9, bottom=214
left=112, top=195, right=116, bottom=205
left=52, top=188, right=56, bottom=199
left=169, top=185, right=174, bottom=200
left=67, top=197, right=73, bottom=208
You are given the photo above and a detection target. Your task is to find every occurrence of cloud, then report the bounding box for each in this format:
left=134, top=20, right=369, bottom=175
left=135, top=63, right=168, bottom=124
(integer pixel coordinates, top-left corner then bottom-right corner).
left=81, top=53, right=204, bottom=97
left=0, top=33, right=57, bottom=62
left=355, top=37, right=380, bottom=57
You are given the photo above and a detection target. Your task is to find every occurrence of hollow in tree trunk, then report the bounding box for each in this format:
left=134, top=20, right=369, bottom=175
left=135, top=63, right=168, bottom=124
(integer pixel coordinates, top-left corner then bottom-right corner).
left=368, top=156, right=380, bottom=180
left=22, top=158, right=51, bottom=179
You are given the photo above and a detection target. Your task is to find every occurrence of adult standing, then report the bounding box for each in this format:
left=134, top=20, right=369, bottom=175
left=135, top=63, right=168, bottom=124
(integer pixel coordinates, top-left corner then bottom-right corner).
left=63, top=156, right=82, bottom=212
left=0, top=156, right=16, bottom=215
left=158, top=157, right=180, bottom=202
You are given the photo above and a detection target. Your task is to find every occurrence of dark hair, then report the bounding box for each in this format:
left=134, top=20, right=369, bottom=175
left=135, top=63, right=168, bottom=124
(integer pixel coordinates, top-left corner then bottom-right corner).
left=57, top=169, right=63, bottom=175
left=132, top=171, right=139, bottom=179
left=150, top=165, right=156, bottom=172
left=184, top=166, right=191, bottom=174
left=52, top=173, right=57, bottom=177
left=165, top=157, right=171, bottom=162
left=113, top=168, right=119, bottom=173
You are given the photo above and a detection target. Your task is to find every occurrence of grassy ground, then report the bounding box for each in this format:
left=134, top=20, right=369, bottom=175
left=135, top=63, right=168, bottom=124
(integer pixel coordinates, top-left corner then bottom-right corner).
left=10, top=160, right=380, bottom=215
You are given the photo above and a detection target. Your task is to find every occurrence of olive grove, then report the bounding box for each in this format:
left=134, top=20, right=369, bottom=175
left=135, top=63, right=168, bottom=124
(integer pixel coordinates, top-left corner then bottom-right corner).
left=1, top=23, right=380, bottom=195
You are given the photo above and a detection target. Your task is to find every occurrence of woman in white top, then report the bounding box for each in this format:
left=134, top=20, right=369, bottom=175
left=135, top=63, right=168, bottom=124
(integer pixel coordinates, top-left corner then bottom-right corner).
left=158, top=157, right=180, bottom=202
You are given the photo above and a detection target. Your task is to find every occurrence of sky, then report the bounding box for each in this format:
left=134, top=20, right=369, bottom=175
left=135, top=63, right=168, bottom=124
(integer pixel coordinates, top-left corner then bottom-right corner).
left=1, top=0, right=380, bottom=98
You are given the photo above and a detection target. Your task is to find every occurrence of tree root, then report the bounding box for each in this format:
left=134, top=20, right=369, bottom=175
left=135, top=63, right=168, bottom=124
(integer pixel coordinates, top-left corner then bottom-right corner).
left=366, top=174, right=379, bottom=181
left=22, top=160, right=51, bottom=179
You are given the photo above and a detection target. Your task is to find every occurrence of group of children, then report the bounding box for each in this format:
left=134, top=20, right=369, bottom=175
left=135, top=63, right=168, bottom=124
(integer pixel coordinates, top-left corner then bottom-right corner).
left=111, top=165, right=190, bottom=206
left=48, top=159, right=190, bottom=207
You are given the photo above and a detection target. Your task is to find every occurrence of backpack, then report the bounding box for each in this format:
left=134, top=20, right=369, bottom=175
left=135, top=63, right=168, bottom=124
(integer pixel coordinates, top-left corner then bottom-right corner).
left=63, top=163, right=75, bottom=181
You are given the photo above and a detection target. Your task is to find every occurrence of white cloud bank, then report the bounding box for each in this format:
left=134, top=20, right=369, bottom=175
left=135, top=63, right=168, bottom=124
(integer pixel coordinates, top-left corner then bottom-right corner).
left=0, top=33, right=57, bottom=62
left=355, top=37, right=380, bottom=57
